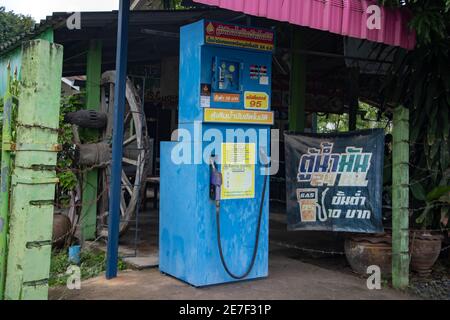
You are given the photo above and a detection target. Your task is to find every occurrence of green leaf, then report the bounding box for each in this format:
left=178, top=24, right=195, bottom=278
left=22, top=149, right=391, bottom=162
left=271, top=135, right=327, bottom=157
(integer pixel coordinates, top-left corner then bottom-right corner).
left=427, top=113, right=437, bottom=146
left=413, top=81, right=424, bottom=109
left=415, top=204, right=432, bottom=225
left=429, top=139, right=440, bottom=161
left=410, top=109, right=426, bottom=142
left=440, top=140, right=449, bottom=172
left=424, top=80, right=437, bottom=113
left=410, top=182, right=427, bottom=201
left=416, top=212, right=426, bottom=225
left=441, top=103, right=449, bottom=140
left=426, top=185, right=450, bottom=202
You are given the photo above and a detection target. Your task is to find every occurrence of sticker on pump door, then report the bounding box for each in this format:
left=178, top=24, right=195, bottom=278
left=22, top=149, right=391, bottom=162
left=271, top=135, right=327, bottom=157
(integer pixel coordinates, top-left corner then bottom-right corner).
left=259, top=76, right=269, bottom=85
left=244, top=91, right=269, bottom=110
left=200, top=83, right=211, bottom=108
left=220, top=143, right=256, bottom=200
left=213, top=93, right=240, bottom=103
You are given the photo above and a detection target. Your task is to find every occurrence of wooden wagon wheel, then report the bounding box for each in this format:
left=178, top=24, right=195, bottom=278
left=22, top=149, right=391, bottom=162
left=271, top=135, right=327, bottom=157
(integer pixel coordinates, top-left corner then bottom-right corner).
left=97, top=71, right=150, bottom=238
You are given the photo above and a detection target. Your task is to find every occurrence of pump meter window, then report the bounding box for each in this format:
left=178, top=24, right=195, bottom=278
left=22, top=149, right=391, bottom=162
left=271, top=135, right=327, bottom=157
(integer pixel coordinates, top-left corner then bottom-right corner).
left=221, top=143, right=255, bottom=200
left=213, top=58, right=241, bottom=93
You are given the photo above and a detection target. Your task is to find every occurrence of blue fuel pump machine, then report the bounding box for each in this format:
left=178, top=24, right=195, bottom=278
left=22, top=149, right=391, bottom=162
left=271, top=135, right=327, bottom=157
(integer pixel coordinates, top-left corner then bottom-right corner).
left=160, top=20, right=274, bottom=286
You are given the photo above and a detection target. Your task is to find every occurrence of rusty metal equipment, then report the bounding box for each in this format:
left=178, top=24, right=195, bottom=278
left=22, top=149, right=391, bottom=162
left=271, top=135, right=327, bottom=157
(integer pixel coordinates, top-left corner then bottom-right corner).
left=64, top=110, right=108, bottom=129
left=97, top=71, right=151, bottom=237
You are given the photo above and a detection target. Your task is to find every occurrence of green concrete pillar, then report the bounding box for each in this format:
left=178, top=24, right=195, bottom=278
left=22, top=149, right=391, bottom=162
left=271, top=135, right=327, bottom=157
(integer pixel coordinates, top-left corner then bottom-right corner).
left=392, top=105, right=410, bottom=289
left=289, top=27, right=306, bottom=132
left=81, top=40, right=102, bottom=241
left=0, top=65, right=13, bottom=300
left=5, top=40, right=63, bottom=300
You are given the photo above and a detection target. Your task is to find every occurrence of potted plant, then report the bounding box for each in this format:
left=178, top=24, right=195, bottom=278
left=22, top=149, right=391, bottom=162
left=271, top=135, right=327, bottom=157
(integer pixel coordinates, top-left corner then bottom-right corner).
left=410, top=184, right=450, bottom=275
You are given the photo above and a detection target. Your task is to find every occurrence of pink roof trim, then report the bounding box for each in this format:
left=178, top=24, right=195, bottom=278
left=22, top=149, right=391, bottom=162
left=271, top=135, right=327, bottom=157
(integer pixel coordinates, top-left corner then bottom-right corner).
left=194, top=0, right=416, bottom=50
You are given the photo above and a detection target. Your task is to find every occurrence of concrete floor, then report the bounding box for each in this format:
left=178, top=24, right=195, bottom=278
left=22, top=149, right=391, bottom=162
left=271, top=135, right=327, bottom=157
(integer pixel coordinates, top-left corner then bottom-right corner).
left=49, top=244, right=414, bottom=300
left=49, top=205, right=417, bottom=300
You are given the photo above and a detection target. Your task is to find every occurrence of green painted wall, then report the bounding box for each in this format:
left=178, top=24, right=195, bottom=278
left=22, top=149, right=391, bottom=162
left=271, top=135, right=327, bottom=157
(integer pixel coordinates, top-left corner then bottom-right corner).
left=0, top=48, right=21, bottom=97
left=5, top=39, right=63, bottom=300
left=0, top=29, right=54, bottom=97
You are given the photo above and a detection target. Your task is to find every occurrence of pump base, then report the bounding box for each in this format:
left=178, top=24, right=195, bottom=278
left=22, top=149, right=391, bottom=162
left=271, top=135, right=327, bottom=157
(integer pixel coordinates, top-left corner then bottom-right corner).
left=159, top=141, right=269, bottom=287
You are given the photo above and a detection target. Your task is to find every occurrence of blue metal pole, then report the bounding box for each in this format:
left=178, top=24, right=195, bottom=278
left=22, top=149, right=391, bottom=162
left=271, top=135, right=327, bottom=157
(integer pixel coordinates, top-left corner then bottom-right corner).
left=106, top=0, right=130, bottom=279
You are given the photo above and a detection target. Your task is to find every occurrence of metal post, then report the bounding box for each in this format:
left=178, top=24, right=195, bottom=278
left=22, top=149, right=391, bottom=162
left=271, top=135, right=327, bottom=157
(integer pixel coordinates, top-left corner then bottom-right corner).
left=392, top=105, right=409, bottom=289
left=5, top=40, right=63, bottom=300
left=0, top=64, right=12, bottom=299
left=106, top=0, right=130, bottom=279
left=348, top=67, right=359, bottom=131
left=289, top=27, right=306, bottom=132
left=311, top=113, right=318, bottom=133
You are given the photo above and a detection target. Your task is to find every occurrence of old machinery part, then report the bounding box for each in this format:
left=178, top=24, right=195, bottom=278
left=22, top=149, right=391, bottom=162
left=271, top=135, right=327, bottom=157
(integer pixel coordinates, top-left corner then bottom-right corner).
left=64, top=110, right=108, bottom=129
left=97, top=71, right=151, bottom=238
left=76, top=142, right=112, bottom=167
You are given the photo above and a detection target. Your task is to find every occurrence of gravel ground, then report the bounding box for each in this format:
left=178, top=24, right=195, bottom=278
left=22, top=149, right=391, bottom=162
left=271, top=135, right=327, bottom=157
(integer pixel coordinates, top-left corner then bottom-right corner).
left=409, top=259, right=450, bottom=300
left=291, top=248, right=449, bottom=300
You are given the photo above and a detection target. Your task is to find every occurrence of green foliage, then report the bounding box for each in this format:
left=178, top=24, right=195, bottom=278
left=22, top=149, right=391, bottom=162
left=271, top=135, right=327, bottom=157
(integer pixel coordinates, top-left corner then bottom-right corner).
left=380, top=0, right=450, bottom=45
left=317, top=113, right=349, bottom=133
left=378, top=0, right=450, bottom=230
left=426, top=185, right=450, bottom=202
left=0, top=98, right=3, bottom=144
left=56, top=93, right=84, bottom=200
left=49, top=249, right=128, bottom=287
left=414, top=184, right=450, bottom=229
left=317, top=102, right=391, bottom=133
left=57, top=169, right=78, bottom=192
left=174, top=0, right=186, bottom=9
left=0, top=6, right=34, bottom=44
left=59, top=93, right=85, bottom=145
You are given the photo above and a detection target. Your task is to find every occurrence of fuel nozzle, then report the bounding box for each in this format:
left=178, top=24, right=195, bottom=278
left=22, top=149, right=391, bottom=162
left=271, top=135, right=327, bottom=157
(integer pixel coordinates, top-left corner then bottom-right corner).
left=209, top=156, right=222, bottom=204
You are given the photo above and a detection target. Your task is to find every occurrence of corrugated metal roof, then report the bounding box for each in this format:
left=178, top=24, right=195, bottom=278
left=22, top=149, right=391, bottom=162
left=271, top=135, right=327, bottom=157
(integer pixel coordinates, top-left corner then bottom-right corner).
left=193, top=0, right=416, bottom=50
left=0, top=12, right=70, bottom=55
left=0, top=9, right=242, bottom=57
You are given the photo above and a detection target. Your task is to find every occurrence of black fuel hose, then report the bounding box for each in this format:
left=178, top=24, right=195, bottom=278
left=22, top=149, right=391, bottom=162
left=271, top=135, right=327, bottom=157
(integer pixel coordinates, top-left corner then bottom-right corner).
left=215, top=165, right=269, bottom=280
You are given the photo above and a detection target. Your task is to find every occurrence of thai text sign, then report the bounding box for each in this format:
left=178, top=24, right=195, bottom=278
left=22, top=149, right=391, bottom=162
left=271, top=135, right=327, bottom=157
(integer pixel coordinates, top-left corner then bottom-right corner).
left=204, top=108, right=274, bottom=125
left=205, top=21, right=274, bottom=52
left=284, top=129, right=385, bottom=233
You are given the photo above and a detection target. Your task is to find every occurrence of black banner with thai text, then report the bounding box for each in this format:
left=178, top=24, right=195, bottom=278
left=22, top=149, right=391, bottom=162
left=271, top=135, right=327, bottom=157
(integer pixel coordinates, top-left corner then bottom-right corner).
left=284, top=129, right=385, bottom=233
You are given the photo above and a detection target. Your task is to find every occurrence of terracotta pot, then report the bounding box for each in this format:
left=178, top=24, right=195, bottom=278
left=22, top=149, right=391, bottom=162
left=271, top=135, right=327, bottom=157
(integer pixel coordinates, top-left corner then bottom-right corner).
left=344, top=233, right=392, bottom=276
left=410, top=231, right=442, bottom=276
left=52, top=214, right=72, bottom=249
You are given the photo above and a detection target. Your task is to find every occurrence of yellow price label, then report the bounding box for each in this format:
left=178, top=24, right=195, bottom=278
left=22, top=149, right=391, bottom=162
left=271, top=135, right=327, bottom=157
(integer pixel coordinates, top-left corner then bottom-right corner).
left=244, top=91, right=269, bottom=110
